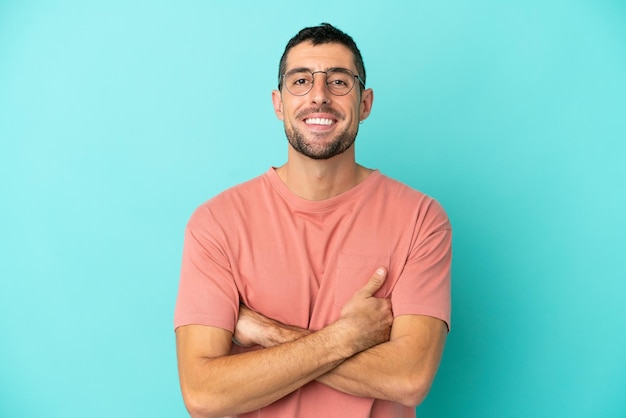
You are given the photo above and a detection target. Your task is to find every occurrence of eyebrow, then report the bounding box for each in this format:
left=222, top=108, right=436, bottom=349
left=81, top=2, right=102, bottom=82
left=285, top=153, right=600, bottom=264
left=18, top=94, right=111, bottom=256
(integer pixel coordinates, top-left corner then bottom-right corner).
left=284, top=67, right=352, bottom=75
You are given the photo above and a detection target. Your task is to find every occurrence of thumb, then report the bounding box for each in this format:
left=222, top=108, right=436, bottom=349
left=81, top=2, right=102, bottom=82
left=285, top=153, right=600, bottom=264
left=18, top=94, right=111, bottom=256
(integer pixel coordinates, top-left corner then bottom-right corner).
left=359, top=267, right=387, bottom=297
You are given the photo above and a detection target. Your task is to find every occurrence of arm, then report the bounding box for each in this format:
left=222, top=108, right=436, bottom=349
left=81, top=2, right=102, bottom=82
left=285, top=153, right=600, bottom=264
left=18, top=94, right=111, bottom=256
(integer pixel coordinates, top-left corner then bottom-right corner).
left=317, top=314, right=447, bottom=406
left=234, top=291, right=447, bottom=407
left=176, top=268, right=393, bottom=418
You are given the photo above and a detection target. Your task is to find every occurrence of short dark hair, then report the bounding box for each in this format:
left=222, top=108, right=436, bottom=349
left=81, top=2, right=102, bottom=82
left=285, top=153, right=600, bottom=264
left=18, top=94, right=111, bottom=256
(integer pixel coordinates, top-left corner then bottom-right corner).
left=277, top=23, right=366, bottom=90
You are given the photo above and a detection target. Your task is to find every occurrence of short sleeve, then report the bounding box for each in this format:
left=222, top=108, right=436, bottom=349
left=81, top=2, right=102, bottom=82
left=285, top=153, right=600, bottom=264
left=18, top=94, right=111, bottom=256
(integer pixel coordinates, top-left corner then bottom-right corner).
left=174, top=205, right=240, bottom=332
left=391, top=198, right=452, bottom=330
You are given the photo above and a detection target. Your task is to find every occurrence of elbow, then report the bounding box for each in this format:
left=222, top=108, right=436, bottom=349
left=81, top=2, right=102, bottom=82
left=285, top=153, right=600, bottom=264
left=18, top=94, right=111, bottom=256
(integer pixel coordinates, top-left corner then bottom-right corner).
left=181, top=388, right=224, bottom=418
left=395, top=375, right=434, bottom=408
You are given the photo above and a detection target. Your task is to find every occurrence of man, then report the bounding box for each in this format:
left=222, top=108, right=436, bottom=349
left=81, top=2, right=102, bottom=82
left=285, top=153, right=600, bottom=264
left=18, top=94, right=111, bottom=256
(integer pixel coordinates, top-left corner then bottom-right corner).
left=174, top=23, right=451, bottom=418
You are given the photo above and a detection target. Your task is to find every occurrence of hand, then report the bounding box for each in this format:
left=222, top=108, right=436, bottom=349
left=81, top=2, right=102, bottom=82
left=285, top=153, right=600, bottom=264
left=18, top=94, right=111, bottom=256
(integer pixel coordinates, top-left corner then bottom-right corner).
left=338, top=267, right=393, bottom=354
left=233, top=267, right=392, bottom=354
left=232, top=304, right=264, bottom=347
left=233, top=305, right=309, bottom=348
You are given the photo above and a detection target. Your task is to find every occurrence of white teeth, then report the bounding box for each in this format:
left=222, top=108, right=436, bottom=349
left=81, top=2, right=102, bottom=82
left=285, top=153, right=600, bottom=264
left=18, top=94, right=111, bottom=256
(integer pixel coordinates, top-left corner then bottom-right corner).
left=305, top=118, right=333, bottom=126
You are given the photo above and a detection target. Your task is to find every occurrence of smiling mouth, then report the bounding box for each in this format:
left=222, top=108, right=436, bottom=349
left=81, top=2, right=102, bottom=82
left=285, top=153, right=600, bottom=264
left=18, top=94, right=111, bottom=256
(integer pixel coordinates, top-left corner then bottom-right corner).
left=304, top=118, right=334, bottom=126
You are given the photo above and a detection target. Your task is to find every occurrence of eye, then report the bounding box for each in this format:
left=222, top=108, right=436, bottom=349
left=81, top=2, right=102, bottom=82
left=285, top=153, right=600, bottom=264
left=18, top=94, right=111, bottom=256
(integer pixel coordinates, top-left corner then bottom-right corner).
left=326, top=70, right=353, bottom=89
left=287, top=71, right=313, bottom=87
left=329, top=78, right=348, bottom=86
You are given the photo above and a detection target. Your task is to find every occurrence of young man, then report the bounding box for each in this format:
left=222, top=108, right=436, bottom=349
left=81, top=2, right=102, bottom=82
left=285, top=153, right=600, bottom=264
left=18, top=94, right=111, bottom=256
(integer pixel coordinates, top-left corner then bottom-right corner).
left=174, top=23, right=451, bottom=418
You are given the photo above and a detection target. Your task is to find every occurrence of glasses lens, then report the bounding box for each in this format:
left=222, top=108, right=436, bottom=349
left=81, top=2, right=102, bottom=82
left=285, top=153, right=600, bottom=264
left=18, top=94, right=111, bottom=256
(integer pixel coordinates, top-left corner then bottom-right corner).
left=284, top=71, right=314, bottom=96
left=326, top=69, right=354, bottom=96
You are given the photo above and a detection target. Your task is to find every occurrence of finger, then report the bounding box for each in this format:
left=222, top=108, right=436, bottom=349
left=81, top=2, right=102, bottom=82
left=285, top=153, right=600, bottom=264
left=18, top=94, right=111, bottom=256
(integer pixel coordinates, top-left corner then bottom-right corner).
left=358, top=267, right=387, bottom=297
left=232, top=335, right=245, bottom=347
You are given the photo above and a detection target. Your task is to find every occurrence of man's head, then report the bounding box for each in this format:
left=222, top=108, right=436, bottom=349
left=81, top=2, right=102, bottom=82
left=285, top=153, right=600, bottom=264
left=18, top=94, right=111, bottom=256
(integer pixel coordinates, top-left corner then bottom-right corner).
left=277, top=23, right=367, bottom=91
left=273, top=23, right=373, bottom=161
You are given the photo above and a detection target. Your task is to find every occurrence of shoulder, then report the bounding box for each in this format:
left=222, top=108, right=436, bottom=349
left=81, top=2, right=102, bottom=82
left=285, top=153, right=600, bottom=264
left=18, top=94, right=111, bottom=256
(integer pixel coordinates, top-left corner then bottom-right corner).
left=187, top=171, right=271, bottom=227
left=373, top=173, right=449, bottom=224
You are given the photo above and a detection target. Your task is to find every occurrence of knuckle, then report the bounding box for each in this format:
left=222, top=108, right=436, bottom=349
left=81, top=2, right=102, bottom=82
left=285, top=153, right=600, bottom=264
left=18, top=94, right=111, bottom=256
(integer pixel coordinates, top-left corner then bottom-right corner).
left=369, top=277, right=382, bottom=289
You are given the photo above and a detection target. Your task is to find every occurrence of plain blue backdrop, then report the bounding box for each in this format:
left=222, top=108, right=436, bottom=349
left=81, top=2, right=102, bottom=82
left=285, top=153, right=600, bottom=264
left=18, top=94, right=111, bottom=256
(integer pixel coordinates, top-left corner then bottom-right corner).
left=1, top=1, right=625, bottom=417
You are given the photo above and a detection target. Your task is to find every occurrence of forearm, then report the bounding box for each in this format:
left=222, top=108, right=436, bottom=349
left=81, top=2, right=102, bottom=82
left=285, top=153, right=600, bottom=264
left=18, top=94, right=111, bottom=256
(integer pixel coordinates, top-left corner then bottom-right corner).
left=178, top=299, right=391, bottom=418
left=246, top=313, right=447, bottom=407
left=316, top=338, right=420, bottom=405
left=184, top=330, right=347, bottom=417
left=255, top=325, right=417, bottom=403
left=321, top=315, right=446, bottom=406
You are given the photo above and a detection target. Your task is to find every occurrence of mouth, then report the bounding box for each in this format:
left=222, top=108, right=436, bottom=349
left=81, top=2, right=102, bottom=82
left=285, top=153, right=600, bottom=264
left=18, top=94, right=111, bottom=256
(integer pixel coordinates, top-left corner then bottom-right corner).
left=297, top=106, right=342, bottom=129
left=304, top=117, right=335, bottom=126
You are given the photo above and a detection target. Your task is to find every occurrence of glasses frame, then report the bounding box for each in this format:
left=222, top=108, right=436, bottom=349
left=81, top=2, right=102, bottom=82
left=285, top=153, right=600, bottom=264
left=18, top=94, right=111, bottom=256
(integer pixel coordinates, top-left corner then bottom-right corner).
left=279, top=68, right=366, bottom=97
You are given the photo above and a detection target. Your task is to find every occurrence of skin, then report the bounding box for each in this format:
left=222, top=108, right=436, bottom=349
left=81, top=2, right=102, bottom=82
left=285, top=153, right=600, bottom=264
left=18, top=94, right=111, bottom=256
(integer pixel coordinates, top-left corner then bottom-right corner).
left=176, top=41, right=448, bottom=418
left=234, top=304, right=447, bottom=404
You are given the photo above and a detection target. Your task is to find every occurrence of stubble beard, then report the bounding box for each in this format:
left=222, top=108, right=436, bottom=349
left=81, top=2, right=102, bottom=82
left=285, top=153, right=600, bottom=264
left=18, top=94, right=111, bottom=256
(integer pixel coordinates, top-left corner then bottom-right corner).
left=285, top=124, right=358, bottom=160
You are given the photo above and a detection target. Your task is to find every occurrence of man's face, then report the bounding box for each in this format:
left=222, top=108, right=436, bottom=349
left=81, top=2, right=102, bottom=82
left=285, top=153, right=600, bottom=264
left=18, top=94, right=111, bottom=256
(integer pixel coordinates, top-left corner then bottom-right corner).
left=272, top=42, right=373, bottom=160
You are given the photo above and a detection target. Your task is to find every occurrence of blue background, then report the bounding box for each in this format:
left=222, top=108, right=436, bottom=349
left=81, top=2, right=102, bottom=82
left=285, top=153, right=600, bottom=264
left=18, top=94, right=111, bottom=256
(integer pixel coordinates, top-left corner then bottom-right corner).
left=1, top=1, right=625, bottom=417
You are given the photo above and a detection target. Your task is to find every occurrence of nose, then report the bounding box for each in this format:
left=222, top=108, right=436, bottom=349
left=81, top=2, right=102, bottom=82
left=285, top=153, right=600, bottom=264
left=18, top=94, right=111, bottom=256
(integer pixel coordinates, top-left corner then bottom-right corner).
left=309, top=72, right=331, bottom=104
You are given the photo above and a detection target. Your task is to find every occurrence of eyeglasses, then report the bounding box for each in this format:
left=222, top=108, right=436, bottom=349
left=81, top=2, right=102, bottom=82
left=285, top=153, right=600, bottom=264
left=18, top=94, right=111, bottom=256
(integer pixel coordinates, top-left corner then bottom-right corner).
left=280, top=68, right=365, bottom=96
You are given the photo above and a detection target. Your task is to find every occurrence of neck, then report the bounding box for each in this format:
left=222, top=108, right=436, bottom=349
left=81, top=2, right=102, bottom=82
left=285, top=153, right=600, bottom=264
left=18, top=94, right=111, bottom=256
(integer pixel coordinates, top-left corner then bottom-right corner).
left=275, top=147, right=373, bottom=201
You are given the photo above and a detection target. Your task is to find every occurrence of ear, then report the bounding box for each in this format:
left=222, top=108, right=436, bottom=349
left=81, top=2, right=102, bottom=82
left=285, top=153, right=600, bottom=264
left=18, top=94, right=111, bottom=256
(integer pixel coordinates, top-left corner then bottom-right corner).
left=272, top=90, right=284, bottom=121
left=359, top=88, right=374, bottom=122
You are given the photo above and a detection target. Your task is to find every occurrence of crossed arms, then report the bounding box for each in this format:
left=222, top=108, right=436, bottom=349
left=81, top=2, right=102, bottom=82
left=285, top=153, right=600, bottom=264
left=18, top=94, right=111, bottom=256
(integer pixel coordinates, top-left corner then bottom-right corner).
left=175, top=267, right=447, bottom=418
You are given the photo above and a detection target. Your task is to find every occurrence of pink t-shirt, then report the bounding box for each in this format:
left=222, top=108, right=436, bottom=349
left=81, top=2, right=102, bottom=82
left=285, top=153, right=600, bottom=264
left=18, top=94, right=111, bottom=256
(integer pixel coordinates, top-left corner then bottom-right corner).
left=175, top=168, right=452, bottom=417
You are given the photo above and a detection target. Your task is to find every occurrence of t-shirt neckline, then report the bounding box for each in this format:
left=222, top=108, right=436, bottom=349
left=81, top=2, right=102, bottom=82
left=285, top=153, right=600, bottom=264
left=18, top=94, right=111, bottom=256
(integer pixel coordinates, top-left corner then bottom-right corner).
left=265, top=167, right=381, bottom=212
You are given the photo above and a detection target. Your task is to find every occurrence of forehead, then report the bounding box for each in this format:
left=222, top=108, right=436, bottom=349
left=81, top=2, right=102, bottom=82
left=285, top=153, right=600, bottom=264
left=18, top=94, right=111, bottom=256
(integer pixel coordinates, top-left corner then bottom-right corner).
left=284, top=42, right=356, bottom=72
